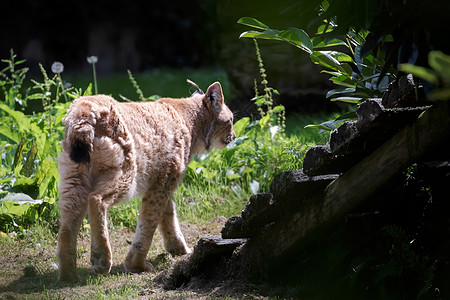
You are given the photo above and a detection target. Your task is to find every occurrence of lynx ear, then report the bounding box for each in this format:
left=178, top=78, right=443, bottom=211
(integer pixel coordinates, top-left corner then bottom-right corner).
left=205, top=82, right=224, bottom=112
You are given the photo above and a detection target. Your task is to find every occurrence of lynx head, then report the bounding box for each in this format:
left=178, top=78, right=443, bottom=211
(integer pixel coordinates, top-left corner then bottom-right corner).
left=203, top=82, right=235, bottom=150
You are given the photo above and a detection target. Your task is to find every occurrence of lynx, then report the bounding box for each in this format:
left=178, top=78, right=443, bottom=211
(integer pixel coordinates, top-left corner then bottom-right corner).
left=57, top=81, right=235, bottom=282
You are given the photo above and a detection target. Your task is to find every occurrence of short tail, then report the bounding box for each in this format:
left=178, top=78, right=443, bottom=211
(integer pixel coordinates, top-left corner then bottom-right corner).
left=63, top=98, right=97, bottom=163
left=69, top=139, right=91, bottom=163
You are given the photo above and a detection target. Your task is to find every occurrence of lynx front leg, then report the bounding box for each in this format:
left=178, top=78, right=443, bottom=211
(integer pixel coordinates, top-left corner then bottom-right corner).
left=159, top=200, right=191, bottom=255
left=88, top=194, right=112, bottom=274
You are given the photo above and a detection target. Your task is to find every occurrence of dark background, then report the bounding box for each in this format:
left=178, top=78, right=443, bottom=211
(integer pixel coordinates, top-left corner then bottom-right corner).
left=6, top=0, right=448, bottom=113
left=1, top=0, right=334, bottom=113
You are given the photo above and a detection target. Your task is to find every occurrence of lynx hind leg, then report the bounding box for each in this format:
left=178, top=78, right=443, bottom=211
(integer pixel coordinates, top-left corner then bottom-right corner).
left=159, top=200, right=191, bottom=255
left=124, top=189, right=174, bottom=273
left=57, top=154, right=89, bottom=282
left=88, top=193, right=114, bottom=275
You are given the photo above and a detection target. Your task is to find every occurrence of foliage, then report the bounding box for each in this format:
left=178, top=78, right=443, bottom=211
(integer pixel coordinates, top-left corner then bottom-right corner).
left=399, top=51, right=450, bottom=100
left=238, top=15, right=394, bottom=104
left=0, top=52, right=73, bottom=234
left=0, top=50, right=318, bottom=234
left=238, top=11, right=394, bottom=132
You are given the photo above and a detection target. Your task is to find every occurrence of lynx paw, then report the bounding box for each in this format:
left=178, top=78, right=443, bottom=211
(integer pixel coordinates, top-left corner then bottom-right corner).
left=91, top=250, right=112, bottom=274
left=124, top=261, right=155, bottom=273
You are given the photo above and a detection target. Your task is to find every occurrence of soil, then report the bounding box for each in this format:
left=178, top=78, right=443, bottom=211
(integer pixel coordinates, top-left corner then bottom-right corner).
left=0, top=217, right=276, bottom=299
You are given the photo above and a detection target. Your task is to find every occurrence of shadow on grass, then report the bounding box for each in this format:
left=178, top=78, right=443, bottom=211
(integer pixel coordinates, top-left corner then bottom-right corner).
left=0, top=254, right=171, bottom=297
left=0, top=264, right=130, bottom=295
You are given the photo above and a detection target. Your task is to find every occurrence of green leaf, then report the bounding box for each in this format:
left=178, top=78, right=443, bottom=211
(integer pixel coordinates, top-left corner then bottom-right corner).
left=398, top=64, right=439, bottom=85
left=0, top=193, right=43, bottom=216
left=335, top=110, right=357, bottom=121
left=304, top=123, right=333, bottom=132
left=12, top=138, right=26, bottom=171
left=312, top=37, right=347, bottom=49
left=259, top=113, right=271, bottom=128
left=326, top=87, right=356, bottom=98
left=310, top=51, right=354, bottom=75
left=0, top=126, right=20, bottom=143
left=227, top=173, right=242, bottom=180
left=226, top=136, right=250, bottom=150
left=316, top=23, right=334, bottom=35
left=21, top=140, right=37, bottom=177
left=83, top=83, right=93, bottom=96
left=233, top=117, right=250, bottom=137
left=239, top=30, right=282, bottom=40
left=237, top=17, right=270, bottom=30
left=326, top=51, right=354, bottom=63
left=329, top=75, right=357, bottom=88
left=330, top=96, right=363, bottom=103
left=428, top=51, right=450, bottom=79
left=279, top=27, right=313, bottom=53
left=272, top=105, right=285, bottom=113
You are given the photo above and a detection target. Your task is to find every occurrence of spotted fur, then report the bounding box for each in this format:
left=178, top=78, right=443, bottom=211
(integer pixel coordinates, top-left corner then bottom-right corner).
left=57, top=82, right=235, bottom=281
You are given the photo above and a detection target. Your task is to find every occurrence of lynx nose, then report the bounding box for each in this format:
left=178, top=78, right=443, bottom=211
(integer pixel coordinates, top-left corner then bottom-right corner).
left=226, top=131, right=236, bottom=144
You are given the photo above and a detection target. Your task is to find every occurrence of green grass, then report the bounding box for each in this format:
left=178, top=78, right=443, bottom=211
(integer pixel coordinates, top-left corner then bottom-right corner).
left=63, top=67, right=234, bottom=101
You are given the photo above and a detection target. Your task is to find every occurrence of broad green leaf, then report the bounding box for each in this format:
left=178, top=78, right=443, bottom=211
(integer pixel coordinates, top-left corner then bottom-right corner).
left=0, top=126, right=20, bottom=143
left=237, top=17, right=270, bottom=30
left=279, top=27, right=313, bottom=53
left=398, top=64, right=438, bottom=85
left=326, top=87, right=356, bottom=98
left=330, top=96, right=362, bottom=103
left=0, top=193, right=43, bottom=216
left=0, top=104, right=31, bottom=132
left=239, top=30, right=282, bottom=40
left=325, top=51, right=353, bottom=63
left=0, top=200, right=30, bottom=216
left=226, top=136, right=250, bottom=150
left=310, top=51, right=354, bottom=75
left=312, top=37, right=347, bottom=49
left=329, top=75, right=357, bottom=88
left=233, top=117, right=250, bottom=137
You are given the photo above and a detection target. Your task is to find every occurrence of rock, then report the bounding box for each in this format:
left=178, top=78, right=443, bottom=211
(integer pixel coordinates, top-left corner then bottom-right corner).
left=382, top=73, right=427, bottom=108
left=329, top=121, right=358, bottom=153
left=270, top=170, right=338, bottom=201
left=222, top=172, right=339, bottom=239
left=222, top=193, right=275, bottom=239
left=356, top=98, right=384, bottom=131
left=159, top=235, right=247, bottom=289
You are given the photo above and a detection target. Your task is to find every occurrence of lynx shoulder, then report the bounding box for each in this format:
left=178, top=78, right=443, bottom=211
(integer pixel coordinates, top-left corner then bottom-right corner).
left=57, top=82, right=235, bottom=282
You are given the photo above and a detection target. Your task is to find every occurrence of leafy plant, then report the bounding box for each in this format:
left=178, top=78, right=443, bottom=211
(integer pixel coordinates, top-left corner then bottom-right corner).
left=0, top=53, right=70, bottom=233
left=399, top=51, right=450, bottom=100
left=239, top=17, right=393, bottom=105
left=237, top=1, right=397, bottom=132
